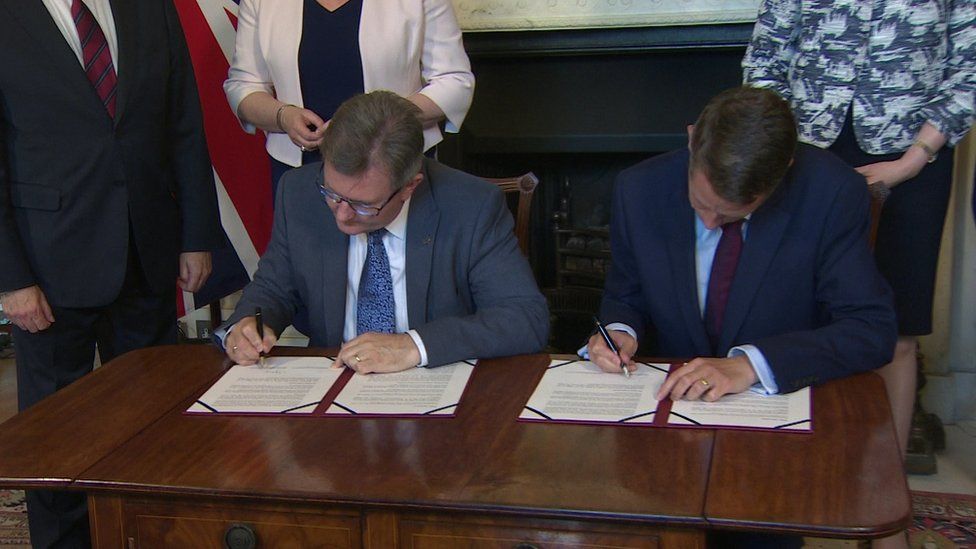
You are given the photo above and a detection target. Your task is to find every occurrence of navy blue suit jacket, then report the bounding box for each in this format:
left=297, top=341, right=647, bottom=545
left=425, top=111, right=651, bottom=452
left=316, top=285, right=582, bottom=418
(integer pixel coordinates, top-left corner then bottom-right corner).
left=600, top=145, right=897, bottom=393
left=0, top=0, right=222, bottom=306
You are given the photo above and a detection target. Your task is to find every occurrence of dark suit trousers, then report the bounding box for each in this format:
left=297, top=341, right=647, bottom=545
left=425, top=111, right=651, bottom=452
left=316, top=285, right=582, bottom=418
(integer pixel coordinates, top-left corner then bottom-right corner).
left=12, top=243, right=176, bottom=549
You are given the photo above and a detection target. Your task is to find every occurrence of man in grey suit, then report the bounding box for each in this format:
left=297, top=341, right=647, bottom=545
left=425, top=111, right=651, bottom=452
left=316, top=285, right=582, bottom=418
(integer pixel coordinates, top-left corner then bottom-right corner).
left=222, top=91, right=548, bottom=371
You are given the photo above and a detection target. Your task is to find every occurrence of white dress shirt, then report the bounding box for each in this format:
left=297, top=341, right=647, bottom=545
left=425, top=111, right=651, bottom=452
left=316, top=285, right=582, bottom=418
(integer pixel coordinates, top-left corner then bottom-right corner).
left=40, top=0, right=119, bottom=71
left=343, top=199, right=429, bottom=366
left=218, top=198, right=429, bottom=366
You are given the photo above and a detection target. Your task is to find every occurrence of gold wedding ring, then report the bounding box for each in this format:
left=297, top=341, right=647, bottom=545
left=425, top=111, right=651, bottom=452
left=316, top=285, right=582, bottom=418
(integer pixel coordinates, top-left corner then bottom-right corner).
left=232, top=345, right=238, bottom=351
left=699, top=378, right=709, bottom=387
left=354, top=354, right=362, bottom=363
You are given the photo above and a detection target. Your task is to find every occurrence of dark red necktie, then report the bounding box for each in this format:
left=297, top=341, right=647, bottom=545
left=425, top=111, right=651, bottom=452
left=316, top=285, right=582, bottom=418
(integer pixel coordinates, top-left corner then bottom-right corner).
left=71, top=0, right=117, bottom=117
left=705, top=220, right=744, bottom=350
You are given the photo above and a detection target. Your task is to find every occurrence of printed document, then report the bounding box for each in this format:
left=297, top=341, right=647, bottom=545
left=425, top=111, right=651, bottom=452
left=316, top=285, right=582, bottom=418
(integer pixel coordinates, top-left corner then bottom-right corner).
left=187, top=357, right=342, bottom=414
left=669, top=387, right=811, bottom=430
left=325, top=360, right=475, bottom=416
left=520, top=359, right=812, bottom=431
left=519, top=359, right=670, bottom=424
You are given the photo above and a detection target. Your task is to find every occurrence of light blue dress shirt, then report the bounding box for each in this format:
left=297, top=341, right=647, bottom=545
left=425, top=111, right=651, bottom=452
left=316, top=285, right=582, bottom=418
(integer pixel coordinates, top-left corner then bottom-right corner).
left=693, top=216, right=778, bottom=394
left=583, top=215, right=779, bottom=394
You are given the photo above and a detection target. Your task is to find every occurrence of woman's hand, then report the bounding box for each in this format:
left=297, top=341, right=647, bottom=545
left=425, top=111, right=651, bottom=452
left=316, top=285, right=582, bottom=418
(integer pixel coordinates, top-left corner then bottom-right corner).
left=855, top=143, right=932, bottom=189
left=858, top=122, right=947, bottom=189
left=279, top=105, right=327, bottom=151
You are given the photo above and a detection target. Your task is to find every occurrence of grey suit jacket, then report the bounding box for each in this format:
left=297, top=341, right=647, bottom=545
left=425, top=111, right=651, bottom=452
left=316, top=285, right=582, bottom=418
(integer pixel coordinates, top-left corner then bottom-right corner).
left=223, top=159, right=549, bottom=366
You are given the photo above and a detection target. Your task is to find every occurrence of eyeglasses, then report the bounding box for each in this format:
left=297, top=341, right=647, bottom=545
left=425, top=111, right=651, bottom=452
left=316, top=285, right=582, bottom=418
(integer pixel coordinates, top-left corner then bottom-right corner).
left=318, top=182, right=401, bottom=217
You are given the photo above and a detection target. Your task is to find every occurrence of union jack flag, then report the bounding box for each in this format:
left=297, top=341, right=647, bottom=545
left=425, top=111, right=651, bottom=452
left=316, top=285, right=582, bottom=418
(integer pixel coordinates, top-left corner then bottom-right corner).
left=172, top=0, right=273, bottom=318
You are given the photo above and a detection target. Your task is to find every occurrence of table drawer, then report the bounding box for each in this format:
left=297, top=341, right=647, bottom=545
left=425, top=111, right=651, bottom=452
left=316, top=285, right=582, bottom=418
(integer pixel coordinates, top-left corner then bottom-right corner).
left=121, top=499, right=361, bottom=548
left=397, top=516, right=672, bottom=548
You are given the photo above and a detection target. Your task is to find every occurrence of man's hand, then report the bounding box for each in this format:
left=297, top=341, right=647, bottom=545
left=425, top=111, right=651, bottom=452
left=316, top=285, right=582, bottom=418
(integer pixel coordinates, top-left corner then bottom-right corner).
left=1, top=285, right=55, bottom=333
left=586, top=330, right=638, bottom=374
left=178, top=251, right=212, bottom=292
left=225, top=316, right=277, bottom=365
left=336, top=333, right=421, bottom=374
left=655, top=355, right=758, bottom=402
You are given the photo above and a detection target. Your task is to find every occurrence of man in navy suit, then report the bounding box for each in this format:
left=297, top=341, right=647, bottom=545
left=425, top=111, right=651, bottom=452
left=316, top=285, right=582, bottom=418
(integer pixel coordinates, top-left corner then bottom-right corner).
left=0, top=1, right=221, bottom=546
left=588, top=87, right=896, bottom=403
left=221, top=91, right=548, bottom=372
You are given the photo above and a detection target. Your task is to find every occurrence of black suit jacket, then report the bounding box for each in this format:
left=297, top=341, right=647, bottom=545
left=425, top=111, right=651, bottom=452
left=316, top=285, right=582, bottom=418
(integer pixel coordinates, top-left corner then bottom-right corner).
left=0, top=0, right=221, bottom=307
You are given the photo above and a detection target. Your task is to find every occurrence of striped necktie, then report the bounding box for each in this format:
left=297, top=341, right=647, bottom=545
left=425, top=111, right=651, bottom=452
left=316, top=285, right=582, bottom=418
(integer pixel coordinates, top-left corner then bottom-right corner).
left=71, top=0, right=117, bottom=117
left=356, top=229, right=396, bottom=335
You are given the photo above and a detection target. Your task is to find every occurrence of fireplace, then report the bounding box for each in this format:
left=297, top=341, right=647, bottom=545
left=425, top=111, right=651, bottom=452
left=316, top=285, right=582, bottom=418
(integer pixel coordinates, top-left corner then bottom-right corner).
left=440, top=24, right=752, bottom=350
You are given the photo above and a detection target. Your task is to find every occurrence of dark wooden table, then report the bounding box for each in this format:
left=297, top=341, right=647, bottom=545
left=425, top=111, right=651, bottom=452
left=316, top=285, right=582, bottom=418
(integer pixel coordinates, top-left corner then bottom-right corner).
left=0, top=346, right=909, bottom=548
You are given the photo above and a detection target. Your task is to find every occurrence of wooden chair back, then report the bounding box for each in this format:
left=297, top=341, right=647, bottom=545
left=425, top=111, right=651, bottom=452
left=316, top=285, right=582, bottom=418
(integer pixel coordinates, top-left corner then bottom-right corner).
left=867, top=182, right=889, bottom=250
left=482, top=172, right=539, bottom=255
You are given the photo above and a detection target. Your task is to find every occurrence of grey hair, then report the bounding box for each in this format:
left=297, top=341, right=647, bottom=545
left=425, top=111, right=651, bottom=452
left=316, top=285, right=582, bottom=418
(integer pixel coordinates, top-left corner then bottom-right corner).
left=320, top=90, right=424, bottom=189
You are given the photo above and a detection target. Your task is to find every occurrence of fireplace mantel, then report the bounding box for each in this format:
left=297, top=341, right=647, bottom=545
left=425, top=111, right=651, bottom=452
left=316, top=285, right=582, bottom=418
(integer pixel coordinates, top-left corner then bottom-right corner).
left=462, top=23, right=754, bottom=56
left=444, top=24, right=753, bottom=158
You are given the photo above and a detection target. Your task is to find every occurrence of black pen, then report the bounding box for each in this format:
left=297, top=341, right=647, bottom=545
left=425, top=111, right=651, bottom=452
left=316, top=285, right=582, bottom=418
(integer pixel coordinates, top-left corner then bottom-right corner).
left=593, top=316, right=629, bottom=378
left=255, top=307, right=266, bottom=368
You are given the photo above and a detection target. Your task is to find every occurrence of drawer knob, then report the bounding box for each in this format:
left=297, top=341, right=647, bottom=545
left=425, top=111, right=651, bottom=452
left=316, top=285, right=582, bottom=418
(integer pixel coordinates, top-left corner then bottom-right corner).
left=514, top=544, right=539, bottom=549
left=224, top=523, right=257, bottom=549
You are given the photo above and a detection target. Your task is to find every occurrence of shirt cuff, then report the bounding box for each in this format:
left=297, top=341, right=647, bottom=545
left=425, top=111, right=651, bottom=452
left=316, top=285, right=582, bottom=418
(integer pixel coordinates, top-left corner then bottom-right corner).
left=407, top=329, right=428, bottom=367
left=213, top=323, right=235, bottom=350
left=577, top=323, right=637, bottom=359
left=729, top=344, right=779, bottom=395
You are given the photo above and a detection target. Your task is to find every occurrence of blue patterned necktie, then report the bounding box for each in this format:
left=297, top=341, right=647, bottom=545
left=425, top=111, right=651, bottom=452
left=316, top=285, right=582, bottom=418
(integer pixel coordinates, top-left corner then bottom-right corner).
left=357, top=229, right=396, bottom=335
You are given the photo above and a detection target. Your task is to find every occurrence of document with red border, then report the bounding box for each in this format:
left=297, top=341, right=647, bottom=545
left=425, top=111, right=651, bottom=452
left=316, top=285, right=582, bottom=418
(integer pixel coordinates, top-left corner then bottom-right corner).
left=324, top=360, right=475, bottom=416
left=667, top=387, right=811, bottom=431
left=519, top=359, right=812, bottom=431
left=187, top=356, right=342, bottom=415
left=519, top=359, right=670, bottom=424
left=187, top=358, right=476, bottom=417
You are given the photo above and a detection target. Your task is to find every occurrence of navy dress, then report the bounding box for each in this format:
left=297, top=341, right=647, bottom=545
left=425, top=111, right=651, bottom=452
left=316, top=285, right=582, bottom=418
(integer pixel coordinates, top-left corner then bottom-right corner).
left=277, top=0, right=365, bottom=334
left=270, top=0, right=364, bottom=197
left=829, top=111, right=953, bottom=336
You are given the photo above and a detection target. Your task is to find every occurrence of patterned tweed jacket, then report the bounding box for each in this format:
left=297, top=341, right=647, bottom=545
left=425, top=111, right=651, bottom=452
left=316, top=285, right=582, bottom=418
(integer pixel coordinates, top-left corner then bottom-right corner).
left=743, top=0, right=976, bottom=154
